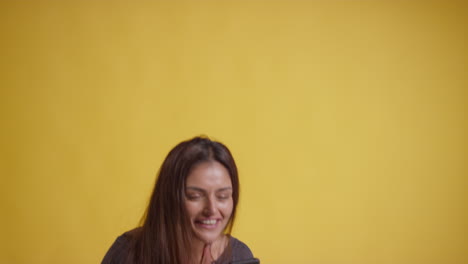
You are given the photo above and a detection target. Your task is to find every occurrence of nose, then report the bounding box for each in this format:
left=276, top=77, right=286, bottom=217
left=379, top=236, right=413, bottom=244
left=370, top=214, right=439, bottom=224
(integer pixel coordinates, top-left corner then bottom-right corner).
left=202, top=196, right=216, bottom=216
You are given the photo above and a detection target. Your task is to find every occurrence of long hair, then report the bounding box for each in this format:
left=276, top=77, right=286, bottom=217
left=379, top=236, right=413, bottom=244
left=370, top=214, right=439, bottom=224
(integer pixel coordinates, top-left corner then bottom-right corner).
left=128, top=136, right=239, bottom=264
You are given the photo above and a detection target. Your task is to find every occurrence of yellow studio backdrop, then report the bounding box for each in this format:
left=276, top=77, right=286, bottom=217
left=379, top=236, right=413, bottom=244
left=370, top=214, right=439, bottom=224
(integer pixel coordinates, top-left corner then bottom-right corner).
left=0, top=1, right=467, bottom=263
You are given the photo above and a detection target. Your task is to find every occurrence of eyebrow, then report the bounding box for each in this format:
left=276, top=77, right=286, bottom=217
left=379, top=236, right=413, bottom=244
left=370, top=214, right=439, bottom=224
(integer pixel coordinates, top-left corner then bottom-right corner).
left=185, top=187, right=233, bottom=193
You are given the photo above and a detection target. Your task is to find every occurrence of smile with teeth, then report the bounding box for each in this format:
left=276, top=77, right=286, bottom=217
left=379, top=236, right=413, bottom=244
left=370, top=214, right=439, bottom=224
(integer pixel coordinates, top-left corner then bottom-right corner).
left=202, top=219, right=217, bottom=224
left=196, top=219, right=219, bottom=227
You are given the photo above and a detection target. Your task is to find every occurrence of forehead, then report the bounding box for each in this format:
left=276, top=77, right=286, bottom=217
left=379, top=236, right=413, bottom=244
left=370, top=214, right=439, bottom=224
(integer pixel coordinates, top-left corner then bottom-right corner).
left=186, top=161, right=232, bottom=188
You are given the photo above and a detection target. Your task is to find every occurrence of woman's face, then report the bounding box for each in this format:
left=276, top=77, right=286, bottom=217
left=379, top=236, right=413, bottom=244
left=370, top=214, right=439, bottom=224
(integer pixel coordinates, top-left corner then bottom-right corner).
left=185, top=161, right=234, bottom=243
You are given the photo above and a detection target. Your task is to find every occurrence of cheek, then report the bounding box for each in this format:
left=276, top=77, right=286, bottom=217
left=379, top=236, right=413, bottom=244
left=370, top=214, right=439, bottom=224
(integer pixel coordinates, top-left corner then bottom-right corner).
left=220, top=200, right=234, bottom=217
left=185, top=202, right=202, bottom=218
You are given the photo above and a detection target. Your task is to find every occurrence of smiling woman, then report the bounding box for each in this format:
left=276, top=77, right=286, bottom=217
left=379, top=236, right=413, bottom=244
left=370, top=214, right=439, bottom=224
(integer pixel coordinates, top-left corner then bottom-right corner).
left=185, top=161, right=234, bottom=247
left=102, top=136, right=255, bottom=264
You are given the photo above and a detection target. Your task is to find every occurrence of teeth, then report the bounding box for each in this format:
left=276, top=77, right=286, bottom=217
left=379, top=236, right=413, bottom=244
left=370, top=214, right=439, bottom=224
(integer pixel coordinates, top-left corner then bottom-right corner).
left=201, top=219, right=217, bottom=225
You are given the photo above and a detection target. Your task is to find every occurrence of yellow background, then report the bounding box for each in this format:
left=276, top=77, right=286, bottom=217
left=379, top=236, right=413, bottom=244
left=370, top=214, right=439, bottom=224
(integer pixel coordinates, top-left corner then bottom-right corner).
left=1, top=1, right=467, bottom=264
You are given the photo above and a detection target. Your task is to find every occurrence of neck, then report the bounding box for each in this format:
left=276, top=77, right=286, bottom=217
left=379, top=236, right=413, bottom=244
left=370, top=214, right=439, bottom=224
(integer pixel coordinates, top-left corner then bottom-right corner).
left=190, top=235, right=229, bottom=264
left=190, top=239, right=205, bottom=263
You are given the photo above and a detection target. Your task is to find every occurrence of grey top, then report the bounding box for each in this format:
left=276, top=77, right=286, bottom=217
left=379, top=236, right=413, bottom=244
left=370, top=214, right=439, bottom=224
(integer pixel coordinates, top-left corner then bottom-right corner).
left=102, top=228, right=254, bottom=264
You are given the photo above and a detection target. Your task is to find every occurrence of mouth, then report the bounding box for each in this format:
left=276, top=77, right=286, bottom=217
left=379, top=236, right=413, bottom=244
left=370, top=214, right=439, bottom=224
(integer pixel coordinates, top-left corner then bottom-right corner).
left=194, top=218, right=220, bottom=229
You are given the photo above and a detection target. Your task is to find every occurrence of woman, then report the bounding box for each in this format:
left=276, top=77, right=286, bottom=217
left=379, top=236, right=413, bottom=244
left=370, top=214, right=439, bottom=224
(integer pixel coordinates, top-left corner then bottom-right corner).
left=102, top=136, right=255, bottom=264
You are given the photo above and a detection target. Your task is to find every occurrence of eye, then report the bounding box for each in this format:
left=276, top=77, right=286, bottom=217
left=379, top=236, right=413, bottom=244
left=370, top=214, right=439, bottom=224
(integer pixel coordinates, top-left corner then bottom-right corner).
left=217, top=192, right=231, bottom=200
left=186, top=192, right=203, bottom=200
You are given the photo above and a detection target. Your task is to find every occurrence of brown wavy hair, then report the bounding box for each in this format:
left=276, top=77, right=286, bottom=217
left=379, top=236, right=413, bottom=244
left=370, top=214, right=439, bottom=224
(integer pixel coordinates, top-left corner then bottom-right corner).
left=127, top=136, right=239, bottom=264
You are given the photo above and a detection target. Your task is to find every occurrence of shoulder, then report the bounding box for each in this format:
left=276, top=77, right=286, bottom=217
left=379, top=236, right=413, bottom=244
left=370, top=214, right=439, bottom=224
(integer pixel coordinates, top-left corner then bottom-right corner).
left=113, top=227, right=141, bottom=247
left=229, top=236, right=254, bottom=261
left=101, top=228, right=141, bottom=264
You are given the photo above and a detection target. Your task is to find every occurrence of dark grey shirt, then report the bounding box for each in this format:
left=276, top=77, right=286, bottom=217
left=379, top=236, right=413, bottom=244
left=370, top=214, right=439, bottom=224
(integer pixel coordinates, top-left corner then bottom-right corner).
left=102, top=229, right=254, bottom=264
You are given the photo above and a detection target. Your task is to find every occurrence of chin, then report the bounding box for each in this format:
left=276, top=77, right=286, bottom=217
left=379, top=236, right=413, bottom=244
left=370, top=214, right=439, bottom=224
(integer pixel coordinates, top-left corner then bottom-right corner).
left=191, top=220, right=228, bottom=243
left=195, top=233, right=222, bottom=244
